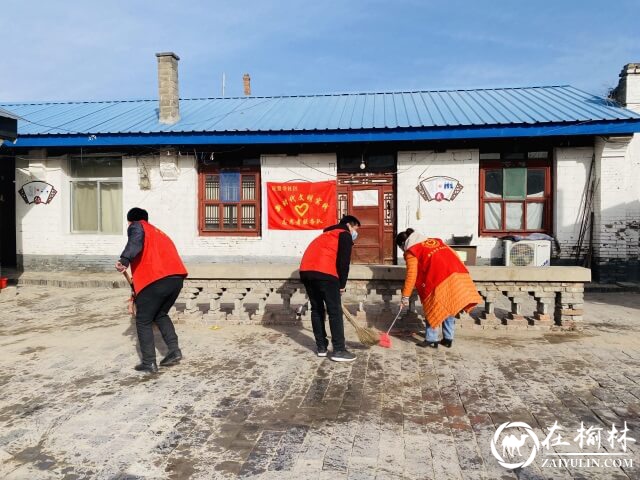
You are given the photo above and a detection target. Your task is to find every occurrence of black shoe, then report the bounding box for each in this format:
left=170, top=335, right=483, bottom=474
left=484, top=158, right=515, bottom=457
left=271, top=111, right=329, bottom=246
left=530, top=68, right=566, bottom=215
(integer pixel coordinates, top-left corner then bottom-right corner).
left=160, top=349, right=183, bottom=367
left=419, top=341, right=439, bottom=349
left=317, top=347, right=328, bottom=358
left=134, top=362, right=159, bottom=373
left=331, top=350, right=356, bottom=362
left=440, top=338, right=453, bottom=348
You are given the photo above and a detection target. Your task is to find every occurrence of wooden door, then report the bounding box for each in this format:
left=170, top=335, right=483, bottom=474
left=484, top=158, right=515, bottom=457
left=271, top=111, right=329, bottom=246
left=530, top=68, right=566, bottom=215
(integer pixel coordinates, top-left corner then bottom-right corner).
left=337, top=173, right=395, bottom=264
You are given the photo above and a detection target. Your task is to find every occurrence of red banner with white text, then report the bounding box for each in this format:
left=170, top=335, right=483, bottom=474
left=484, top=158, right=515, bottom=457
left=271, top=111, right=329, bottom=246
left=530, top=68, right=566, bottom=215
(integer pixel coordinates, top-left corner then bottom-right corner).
left=267, top=181, right=337, bottom=230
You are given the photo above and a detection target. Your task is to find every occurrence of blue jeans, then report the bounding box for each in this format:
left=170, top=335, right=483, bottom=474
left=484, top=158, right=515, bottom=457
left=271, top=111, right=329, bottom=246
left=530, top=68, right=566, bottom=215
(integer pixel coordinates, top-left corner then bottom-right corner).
left=425, top=316, right=455, bottom=342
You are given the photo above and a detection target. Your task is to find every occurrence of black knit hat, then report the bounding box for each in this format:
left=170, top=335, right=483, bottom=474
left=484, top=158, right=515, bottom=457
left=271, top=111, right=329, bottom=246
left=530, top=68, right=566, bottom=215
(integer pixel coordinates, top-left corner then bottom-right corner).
left=127, top=207, right=149, bottom=222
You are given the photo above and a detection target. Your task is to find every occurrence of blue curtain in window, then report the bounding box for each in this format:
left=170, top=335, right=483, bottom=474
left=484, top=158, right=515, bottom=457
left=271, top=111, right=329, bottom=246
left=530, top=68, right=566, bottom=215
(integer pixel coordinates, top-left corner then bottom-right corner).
left=220, top=172, right=240, bottom=202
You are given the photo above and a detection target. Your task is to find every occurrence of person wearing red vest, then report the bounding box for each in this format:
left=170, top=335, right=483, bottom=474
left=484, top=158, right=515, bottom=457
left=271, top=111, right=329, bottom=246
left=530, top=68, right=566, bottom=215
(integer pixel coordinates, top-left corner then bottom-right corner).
left=300, top=215, right=360, bottom=362
left=115, top=208, right=188, bottom=373
left=396, top=228, right=481, bottom=349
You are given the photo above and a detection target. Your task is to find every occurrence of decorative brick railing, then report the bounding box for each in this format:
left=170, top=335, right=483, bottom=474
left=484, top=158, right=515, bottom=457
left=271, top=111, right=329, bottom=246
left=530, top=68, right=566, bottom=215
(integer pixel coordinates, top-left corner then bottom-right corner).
left=172, top=265, right=591, bottom=331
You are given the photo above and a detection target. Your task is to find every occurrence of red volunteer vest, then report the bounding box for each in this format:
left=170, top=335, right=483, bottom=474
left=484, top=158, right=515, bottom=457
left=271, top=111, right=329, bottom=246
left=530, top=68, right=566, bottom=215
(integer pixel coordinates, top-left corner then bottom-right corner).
left=130, top=221, right=188, bottom=294
left=406, top=238, right=470, bottom=302
left=299, top=229, right=343, bottom=279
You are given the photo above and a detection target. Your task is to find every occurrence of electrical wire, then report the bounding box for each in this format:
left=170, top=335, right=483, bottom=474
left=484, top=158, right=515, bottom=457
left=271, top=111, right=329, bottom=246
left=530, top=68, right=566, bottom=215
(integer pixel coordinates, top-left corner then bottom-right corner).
left=284, top=177, right=312, bottom=183
left=291, top=158, right=336, bottom=178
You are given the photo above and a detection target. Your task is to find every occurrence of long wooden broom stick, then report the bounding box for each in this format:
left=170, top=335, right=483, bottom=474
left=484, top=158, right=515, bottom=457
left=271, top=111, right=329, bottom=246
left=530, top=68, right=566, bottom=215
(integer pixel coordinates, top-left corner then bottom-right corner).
left=122, top=271, right=137, bottom=317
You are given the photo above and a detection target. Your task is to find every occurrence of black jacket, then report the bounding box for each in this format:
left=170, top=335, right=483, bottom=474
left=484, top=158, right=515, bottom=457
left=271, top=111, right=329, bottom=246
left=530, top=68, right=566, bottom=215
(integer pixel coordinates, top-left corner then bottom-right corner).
left=119, top=221, right=145, bottom=267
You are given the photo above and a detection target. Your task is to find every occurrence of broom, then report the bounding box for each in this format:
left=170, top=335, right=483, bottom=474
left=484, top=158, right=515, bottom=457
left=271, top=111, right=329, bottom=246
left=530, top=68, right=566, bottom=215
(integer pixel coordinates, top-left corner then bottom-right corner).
left=341, top=304, right=380, bottom=346
left=379, top=305, right=404, bottom=348
left=122, top=271, right=137, bottom=317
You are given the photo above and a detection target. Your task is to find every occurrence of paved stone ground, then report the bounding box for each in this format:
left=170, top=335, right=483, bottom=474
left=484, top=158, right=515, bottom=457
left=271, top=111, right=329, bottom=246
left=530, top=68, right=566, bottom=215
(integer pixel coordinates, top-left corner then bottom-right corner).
left=0, top=286, right=639, bottom=479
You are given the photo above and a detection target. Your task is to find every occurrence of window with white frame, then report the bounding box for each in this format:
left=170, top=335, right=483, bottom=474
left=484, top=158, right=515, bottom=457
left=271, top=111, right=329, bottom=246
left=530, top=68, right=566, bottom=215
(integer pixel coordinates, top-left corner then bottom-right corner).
left=69, top=156, right=123, bottom=234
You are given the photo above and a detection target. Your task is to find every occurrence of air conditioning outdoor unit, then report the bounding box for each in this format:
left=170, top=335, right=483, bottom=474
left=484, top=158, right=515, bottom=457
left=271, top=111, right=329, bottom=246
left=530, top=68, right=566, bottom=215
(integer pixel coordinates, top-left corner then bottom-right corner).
left=504, top=240, right=551, bottom=267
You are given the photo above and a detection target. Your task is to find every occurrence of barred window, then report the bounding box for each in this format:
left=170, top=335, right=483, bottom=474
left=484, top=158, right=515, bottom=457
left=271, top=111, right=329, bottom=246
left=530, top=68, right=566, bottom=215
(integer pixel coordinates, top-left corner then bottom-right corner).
left=199, top=166, right=260, bottom=236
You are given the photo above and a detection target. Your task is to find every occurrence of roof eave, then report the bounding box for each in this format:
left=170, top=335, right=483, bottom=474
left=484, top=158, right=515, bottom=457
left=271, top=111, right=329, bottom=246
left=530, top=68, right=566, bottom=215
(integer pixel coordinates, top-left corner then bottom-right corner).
left=5, top=120, right=640, bottom=148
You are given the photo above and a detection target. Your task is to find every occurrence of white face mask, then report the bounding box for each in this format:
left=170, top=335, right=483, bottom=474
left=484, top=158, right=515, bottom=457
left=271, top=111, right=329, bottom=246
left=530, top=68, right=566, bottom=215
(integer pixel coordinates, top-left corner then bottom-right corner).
left=351, top=230, right=358, bottom=241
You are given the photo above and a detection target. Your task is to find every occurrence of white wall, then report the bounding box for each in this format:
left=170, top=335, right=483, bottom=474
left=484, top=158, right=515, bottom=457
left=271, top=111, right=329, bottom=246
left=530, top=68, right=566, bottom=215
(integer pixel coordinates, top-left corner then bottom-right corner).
left=618, top=64, right=640, bottom=112
left=553, top=147, right=594, bottom=260
left=622, top=68, right=640, bottom=262
left=16, top=151, right=337, bottom=265
left=16, top=139, right=637, bottom=271
left=166, top=152, right=337, bottom=262
left=593, top=136, right=638, bottom=273
left=396, top=149, right=498, bottom=263
left=592, top=65, right=640, bottom=280
left=254, top=153, right=337, bottom=261
left=16, top=151, right=126, bottom=259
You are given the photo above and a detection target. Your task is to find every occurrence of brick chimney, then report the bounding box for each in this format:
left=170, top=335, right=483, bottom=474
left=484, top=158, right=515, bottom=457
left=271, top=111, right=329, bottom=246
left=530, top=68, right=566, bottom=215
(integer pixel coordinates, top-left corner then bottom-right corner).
left=156, top=52, right=180, bottom=124
left=614, top=63, right=640, bottom=113
left=243, top=73, right=251, bottom=96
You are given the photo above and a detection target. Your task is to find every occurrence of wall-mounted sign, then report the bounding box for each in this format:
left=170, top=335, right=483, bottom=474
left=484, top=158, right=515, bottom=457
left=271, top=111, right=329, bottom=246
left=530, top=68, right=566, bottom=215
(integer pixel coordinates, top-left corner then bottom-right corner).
left=267, top=181, right=337, bottom=230
left=416, top=176, right=463, bottom=202
left=352, top=189, right=378, bottom=206
left=160, top=157, right=179, bottom=180
left=19, top=181, right=57, bottom=205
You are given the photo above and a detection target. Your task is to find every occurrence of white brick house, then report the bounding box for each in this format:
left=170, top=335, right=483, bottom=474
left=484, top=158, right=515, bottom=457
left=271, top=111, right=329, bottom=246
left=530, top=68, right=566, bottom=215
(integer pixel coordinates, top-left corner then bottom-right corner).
left=1, top=56, right=640, bottom=282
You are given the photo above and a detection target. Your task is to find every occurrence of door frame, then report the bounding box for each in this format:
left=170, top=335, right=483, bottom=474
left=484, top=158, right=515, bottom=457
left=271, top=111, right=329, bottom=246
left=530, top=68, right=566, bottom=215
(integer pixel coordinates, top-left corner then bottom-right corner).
left=337, top=172, right=396, bottom=265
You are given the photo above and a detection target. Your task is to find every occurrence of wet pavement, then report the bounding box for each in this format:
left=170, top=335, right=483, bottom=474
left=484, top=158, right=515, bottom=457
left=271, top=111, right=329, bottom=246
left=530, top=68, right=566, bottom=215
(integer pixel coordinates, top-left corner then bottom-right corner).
left=0, top=286, right=639, bottom=479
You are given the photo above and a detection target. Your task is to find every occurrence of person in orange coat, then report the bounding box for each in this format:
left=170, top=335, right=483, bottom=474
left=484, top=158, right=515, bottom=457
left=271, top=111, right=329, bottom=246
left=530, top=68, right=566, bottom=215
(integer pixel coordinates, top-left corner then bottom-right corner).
left=396, top=228, right=481, bottom=348
left=115, top=208, right=188, bottom=373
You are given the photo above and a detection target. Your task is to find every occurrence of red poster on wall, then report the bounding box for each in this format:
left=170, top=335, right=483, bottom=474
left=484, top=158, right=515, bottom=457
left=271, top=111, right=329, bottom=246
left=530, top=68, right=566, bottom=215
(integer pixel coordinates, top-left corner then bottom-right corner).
left=267, top=181, right=337, bottom=230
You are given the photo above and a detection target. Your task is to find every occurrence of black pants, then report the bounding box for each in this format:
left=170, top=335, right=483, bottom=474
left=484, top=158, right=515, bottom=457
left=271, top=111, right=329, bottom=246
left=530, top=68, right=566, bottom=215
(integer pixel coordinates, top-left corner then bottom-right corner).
left=135, top=275, right=184, bottom=364
left=303, top=278, right=346, bottom=351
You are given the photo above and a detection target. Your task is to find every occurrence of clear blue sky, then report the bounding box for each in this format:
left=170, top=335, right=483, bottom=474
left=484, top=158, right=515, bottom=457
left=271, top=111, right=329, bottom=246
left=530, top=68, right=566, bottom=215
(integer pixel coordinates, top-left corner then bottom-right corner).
left=1, top=0, right=638, bottom=102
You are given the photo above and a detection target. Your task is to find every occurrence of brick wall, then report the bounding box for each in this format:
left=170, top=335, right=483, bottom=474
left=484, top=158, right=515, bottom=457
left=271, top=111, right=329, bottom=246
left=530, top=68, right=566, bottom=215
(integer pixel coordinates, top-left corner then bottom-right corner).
left=174, top=276, right=587, bottom=331
left=593, top=136, right=640, bottom=282
left=593, top=65, right=640, bottom=281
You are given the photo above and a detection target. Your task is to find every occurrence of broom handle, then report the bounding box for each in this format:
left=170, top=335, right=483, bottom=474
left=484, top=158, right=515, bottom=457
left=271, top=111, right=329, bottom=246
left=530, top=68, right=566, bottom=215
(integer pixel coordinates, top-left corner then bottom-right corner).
left=385, top=305, right=404, bottom=335
left=123, top=270, right=135, bottom=299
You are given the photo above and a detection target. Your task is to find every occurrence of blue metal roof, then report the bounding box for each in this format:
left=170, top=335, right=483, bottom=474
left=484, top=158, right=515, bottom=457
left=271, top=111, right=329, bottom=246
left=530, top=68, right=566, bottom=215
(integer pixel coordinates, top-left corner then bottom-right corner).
left=2, top=85, right=640, bottom=147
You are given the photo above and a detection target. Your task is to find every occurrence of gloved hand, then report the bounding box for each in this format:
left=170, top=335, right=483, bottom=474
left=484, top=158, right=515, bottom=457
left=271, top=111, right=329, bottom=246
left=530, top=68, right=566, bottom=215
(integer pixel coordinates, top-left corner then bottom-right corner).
left=401, top=296, right=410, bottom=307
